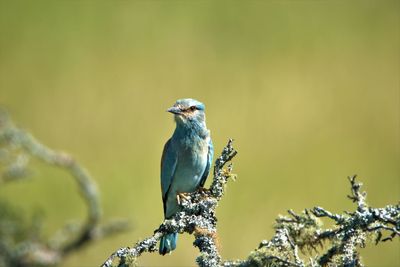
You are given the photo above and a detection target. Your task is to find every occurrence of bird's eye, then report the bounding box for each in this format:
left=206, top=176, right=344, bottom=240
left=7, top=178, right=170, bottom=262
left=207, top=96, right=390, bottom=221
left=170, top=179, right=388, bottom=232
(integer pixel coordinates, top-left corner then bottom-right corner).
left=189, top=106, right=197, bottom=111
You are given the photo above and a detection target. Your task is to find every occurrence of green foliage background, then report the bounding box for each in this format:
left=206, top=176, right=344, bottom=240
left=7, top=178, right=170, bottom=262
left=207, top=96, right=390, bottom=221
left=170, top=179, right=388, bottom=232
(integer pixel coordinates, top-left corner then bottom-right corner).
left=0, top=1, right=398, bottom=266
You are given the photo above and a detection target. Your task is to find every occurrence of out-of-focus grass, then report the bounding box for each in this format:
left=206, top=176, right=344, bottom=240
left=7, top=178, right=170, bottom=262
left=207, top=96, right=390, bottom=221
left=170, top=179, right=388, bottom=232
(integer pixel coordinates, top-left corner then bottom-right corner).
left=0, top=1, right=398, bottom=266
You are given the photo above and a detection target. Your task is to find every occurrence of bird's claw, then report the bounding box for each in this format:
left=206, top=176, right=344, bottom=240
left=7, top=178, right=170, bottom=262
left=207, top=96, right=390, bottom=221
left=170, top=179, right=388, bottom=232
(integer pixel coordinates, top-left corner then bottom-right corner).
left=177, top=192, right=191, bottom=205
left=198, top=187, right=209, bottom=195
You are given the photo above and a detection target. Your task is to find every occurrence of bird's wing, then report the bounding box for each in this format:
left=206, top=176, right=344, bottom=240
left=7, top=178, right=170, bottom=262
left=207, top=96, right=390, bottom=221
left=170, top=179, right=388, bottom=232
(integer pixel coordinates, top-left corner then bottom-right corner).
left=199, top=138, right=214, bottom=187
left=161, top=138, right=177, bottom=215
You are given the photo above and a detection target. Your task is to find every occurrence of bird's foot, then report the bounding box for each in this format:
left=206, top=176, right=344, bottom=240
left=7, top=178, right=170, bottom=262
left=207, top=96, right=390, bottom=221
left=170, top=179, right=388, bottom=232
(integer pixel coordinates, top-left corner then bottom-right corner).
left=198, top=187, right=210, bottom=195
left=177, top=192, right=191, bottom=205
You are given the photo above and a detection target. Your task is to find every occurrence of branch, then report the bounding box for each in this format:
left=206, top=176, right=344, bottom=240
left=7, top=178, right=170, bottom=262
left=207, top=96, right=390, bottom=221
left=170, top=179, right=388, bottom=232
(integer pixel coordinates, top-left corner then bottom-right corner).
left=236, top=176, right=399, bottom=267
left=101, top=139, right=238, bottom=267
left=0, top=110, right=100, bottom=229
left=347, top=175, right=368, bottom=212
left=0, top=110, right=129, bottom=266
left=101, top=134, right=399, bottom=267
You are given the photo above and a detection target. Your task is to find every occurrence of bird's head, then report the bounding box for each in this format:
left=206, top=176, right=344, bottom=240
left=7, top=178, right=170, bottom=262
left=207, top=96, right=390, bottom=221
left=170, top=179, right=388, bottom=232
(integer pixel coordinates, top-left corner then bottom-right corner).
left=167, top=98, right=206, bottom=126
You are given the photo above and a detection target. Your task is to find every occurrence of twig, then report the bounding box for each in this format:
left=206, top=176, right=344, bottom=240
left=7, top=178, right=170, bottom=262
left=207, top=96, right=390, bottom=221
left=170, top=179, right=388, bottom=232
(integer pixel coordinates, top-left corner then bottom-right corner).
left=223, top=176, right=398, bottom=267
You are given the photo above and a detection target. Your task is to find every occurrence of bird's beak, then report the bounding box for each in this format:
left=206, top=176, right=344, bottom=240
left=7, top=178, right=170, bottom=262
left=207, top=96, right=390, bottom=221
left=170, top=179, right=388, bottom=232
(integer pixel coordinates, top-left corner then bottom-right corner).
left=167, top=106, right=182, bottom=115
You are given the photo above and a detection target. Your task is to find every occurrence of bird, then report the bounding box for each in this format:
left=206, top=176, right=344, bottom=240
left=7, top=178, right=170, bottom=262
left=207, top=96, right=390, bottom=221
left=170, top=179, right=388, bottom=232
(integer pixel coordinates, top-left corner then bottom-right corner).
left=159, top=98, right=214, bottom=255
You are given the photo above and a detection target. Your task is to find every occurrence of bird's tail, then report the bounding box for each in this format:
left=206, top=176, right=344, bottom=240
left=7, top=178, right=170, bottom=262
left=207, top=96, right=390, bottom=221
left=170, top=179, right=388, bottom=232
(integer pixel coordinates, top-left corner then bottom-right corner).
left=159, top=232, right=178, bottom=255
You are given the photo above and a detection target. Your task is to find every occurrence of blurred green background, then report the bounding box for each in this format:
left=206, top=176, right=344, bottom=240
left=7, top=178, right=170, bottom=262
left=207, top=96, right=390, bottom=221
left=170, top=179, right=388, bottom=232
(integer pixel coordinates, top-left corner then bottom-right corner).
left=0, top=1, right=399, bottom=266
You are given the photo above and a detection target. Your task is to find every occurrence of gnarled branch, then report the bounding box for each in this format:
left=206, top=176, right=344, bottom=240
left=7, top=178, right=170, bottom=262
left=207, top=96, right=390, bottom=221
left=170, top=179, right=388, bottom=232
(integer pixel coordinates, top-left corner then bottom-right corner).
left=101, top=142, right=399, bottom=267
left=0, top=110, right=129, bottom=266
left=101, top=139, right=237, bottom=267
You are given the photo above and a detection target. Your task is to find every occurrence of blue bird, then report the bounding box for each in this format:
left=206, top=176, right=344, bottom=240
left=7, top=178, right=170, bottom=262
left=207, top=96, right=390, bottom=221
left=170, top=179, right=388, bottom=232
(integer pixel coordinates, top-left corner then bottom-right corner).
left=159, top=98, right=214, bottom=255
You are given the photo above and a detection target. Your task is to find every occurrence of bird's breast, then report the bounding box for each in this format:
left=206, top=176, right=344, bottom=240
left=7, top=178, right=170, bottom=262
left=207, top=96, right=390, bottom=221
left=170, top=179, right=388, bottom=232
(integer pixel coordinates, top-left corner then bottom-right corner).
left=178, top=137, right=208, bottom=169
left=172, top=136, right=209, bottom=191
left=164, top=131, right=210, bottom=218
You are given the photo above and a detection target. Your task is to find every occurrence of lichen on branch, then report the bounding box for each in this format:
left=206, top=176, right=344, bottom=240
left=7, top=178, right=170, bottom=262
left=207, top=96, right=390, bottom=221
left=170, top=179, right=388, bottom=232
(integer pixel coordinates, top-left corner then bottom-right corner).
left=227, top=175, right=399, bottom=267
left=102, top=139, right=237, bottom=267
left=102, top=138, right=399, bottom=267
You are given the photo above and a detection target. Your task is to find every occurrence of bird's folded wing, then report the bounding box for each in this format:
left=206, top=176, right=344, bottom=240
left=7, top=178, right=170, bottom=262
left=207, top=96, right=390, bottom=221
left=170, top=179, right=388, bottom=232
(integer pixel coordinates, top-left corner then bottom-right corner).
left=161, top=138, right=177, bottom=215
